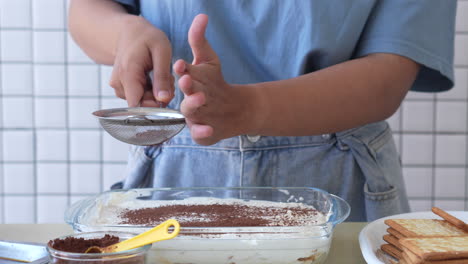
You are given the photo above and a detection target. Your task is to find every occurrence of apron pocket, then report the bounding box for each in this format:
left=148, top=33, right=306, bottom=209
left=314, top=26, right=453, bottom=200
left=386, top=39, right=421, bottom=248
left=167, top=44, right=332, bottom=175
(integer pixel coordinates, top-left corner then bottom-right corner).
left=364, top=182, right=401, bottom=221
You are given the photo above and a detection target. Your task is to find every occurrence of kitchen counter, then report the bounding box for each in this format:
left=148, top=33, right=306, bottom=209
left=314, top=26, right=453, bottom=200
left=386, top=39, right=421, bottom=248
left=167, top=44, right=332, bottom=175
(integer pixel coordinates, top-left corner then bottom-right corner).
left=0, top=222, right=367, bottom=263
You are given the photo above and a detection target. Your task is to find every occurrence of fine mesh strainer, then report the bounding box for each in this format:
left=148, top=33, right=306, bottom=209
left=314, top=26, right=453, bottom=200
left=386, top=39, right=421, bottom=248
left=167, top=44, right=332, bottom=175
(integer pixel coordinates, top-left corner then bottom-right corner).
left=93, top=107, right=186, bottom=146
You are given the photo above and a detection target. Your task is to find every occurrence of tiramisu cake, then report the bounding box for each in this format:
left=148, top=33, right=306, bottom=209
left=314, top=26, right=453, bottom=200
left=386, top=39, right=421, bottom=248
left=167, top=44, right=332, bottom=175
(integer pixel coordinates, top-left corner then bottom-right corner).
left=119, top=197, right=326, bottom=228
left=80, top=191, right=332, bottom=264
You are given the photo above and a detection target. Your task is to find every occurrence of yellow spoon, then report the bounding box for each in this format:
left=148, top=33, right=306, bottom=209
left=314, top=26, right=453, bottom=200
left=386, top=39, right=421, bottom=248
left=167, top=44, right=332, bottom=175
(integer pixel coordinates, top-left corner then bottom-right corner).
left=85, top=219, right=180, bottom=253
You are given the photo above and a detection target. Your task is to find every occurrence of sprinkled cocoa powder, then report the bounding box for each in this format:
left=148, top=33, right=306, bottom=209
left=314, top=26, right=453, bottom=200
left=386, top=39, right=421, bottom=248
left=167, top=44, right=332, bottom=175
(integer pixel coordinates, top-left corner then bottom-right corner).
left=120, top=204, right=318, bottom=227
left=48, top=234, right=119, bottom=253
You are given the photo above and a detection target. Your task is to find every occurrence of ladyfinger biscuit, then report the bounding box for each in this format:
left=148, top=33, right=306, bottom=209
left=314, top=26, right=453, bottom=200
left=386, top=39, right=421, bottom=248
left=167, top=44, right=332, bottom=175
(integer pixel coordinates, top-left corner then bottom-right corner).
left=384, top=219, right=467, bottom=237
left=403, top=250, right=420, bottom=264
left=388, top=227, right=406, bottom=239
left=404, top=249, right=468, bottom=264
left=384, top=234, right=402, bottom=250
left=381, top=243, right=403, bottom=259
left=400, top=237, right=468, bottom=261
left=432, top=207, right=468, bottom=233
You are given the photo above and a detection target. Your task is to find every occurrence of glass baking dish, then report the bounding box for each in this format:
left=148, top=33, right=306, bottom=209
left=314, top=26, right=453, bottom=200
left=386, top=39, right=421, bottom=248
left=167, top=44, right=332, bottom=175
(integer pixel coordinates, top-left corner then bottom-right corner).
left=65, top=187, right=350, bottom=264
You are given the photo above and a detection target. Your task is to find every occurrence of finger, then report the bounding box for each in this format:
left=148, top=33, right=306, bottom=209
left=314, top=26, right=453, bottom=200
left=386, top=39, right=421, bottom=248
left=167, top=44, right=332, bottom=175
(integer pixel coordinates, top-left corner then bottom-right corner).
left=178, top=61, right=207, bottom=81
left=140, top=90, right=162, bottom=107
left=190, top=124, right=214, bottom=141
left=173, top=59, right=187, bottom=76
left=149, top=44, right=174, bottom=104
left=180, top=92, right=206, bottom=118
left=109, top=66, right=125, bottom=99
left=178, top=74, right=194, bottom=95
left=119, top=63, right=147, bottom=107
left=189, top=14, right=218, bottom=64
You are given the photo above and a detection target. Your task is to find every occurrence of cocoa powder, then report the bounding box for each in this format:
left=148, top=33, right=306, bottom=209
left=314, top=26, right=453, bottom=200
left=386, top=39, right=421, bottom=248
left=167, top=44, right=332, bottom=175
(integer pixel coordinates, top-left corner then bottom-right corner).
left=48, top=235, right=146, bottom=264
left=120, top=204, right=318, bottom=227
left=49, top=234, right=119, bottom=253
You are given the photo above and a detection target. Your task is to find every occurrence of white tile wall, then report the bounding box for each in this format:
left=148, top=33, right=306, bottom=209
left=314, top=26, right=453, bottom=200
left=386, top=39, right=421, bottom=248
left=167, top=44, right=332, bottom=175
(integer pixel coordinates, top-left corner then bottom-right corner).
left=67, top=65, right=99, bottom=96
left=69, top=130, right=101, bottom=161
left=409, top=200, right=433, bottom=212
left=1, top=64, right=33, bottom=95
left=0, top=0, right=468, bottom=224
left=2, top=131, right=34, bottom=162
left=402, top=101, right=434, bottom=131
left=403, top=168, right=433, bottom=198
left=37, top=163, right=68, bottom=193
left=37, top=196, right=68, bottom=223
left=436, top=101, right=467, bottom=132
left=70, top=164, right=101, bottom=194
left=32, top=0, right=65, bottom=29
left=34, top=65, right=66, bottom=95
left=435, top=168, right=466, bottom=198
left=68, top=98, right=100, bottom=128
left=36, top=130, right=68, bottom=160
left=401, top=134, right=433, bottom=165
left=35, top=98, right=67, bottom=128
left=0, top=30, right=32, bottom=61
left=2, top=97, right=33, bottom=128
left=0, top=0, right=31, bottom=28
left=435, top=135, right=466, bottom=165
left=4, top=196, right=35, bottom=223
left=434, top=200, right=466, bottom=211
left=33, top=31, right=65, bottom=63
left=455, top=34, right=468, bottom=66
left=4, top=164, right=34, bottom=194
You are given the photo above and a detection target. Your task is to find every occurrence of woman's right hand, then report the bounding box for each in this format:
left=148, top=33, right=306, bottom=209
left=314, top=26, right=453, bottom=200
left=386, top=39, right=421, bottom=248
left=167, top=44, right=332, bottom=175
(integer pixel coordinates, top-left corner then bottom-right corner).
left=110, top=16, right=174, bottom=107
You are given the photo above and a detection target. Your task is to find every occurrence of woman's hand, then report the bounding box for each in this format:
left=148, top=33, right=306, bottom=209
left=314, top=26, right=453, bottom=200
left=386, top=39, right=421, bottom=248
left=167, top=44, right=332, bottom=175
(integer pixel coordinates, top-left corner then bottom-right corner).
left=110, top=16, right=175, bottom=107
left=174, top=14, right=256, bottom=146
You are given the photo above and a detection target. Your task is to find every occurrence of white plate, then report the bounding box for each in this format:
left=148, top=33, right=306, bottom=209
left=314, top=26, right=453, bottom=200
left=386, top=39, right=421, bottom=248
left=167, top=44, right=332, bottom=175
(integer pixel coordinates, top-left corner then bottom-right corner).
left=358, top=211, right=468, bottom=264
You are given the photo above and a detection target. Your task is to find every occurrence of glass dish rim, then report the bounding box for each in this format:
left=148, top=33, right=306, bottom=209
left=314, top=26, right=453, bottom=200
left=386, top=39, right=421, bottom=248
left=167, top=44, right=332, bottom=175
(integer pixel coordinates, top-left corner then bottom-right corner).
left=66, top=186, right=350, bottom=235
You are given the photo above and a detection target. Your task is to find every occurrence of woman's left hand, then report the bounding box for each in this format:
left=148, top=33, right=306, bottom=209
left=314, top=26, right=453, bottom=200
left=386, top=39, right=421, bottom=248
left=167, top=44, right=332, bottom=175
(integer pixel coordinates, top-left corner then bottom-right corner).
left=174, top=14, right=254, bottom=146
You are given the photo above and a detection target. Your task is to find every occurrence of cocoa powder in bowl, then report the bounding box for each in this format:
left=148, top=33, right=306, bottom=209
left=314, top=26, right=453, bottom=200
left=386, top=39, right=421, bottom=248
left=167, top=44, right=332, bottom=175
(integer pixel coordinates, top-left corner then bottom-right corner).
left=49, top=234, right=119, bottom=253
left=47, top=232, right=150, bottom=264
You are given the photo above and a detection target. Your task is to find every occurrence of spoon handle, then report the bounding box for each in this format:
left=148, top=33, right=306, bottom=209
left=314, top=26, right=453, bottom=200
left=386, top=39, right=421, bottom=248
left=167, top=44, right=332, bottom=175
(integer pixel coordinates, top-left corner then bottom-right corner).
left=110, top=219, right=180, bottom=252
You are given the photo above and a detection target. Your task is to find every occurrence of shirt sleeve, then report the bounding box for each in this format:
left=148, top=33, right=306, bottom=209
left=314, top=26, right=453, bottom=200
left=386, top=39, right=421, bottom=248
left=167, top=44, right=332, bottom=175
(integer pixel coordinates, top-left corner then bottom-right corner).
left=354, top=0, right=457, bottom=92
left=112, top=0, right=140, bottom=15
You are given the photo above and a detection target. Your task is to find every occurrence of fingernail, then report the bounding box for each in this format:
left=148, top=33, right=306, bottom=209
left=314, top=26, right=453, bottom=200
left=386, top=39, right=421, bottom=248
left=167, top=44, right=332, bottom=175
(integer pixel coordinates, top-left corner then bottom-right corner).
left=157, top=91, right=170, bottom=100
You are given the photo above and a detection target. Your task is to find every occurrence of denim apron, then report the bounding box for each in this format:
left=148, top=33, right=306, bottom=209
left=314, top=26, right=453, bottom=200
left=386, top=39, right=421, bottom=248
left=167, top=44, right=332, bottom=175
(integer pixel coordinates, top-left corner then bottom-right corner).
left=119, top=120, right=410, bottom=222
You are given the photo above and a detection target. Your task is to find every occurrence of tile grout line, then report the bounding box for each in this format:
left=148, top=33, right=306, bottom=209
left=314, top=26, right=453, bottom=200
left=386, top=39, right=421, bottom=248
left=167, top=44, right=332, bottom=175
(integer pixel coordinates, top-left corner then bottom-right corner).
left=0, top=5, right=4, bottom=224
left=398, top=104, right=404, bottom=177
left=98, top=65, right=104, bottom=194
left=0, top=61, right=97, bottom=65
left=63, top=2, right=71, bottom=209
left=29, top=0, right=39, bottom=224
left=431, top=95, right=437, bottom=208
left=465, top=68, right=468, bottom=211
left=0, top=161, right=126, bottom=164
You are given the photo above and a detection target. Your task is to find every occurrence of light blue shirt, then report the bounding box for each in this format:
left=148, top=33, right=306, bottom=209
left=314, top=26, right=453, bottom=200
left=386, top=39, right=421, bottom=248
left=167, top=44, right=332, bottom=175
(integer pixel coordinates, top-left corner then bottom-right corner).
left=110, top=0, right=457, bottom=221
left=115, top=0, right=456, bottom=93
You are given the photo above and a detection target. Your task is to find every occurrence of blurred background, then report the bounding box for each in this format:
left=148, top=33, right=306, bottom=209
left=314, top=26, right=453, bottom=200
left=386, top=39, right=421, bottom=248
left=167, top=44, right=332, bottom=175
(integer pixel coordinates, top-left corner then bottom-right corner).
left=0, top=0, right=467, bottom=224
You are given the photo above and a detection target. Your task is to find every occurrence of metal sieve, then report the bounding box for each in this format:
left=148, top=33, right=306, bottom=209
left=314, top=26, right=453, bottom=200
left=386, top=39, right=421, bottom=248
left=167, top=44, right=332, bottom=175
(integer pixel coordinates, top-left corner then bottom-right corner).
left=93, top=107, right=186, bottom=146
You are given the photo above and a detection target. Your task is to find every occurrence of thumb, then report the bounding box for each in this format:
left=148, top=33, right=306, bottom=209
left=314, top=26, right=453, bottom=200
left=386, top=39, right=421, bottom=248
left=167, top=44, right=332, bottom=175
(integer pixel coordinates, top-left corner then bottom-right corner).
left=189, top=14, right=218, bottom=65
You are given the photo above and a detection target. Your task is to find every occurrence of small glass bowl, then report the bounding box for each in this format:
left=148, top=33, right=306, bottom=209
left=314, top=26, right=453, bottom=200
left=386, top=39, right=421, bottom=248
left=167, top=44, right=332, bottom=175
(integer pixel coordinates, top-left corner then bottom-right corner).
left=47, top=231, right=151, bottom=264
